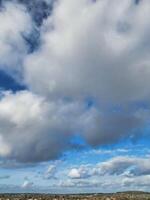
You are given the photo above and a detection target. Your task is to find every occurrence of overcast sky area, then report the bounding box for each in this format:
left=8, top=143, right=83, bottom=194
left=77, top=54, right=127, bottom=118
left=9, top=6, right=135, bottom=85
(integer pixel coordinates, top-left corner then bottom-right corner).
left=0, top=0, right=150, bottom=193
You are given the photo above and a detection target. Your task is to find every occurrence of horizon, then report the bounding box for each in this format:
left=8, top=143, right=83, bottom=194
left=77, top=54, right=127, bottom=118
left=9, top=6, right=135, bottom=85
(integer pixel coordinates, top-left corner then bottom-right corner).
left=0, top=190, right=149, bottom=194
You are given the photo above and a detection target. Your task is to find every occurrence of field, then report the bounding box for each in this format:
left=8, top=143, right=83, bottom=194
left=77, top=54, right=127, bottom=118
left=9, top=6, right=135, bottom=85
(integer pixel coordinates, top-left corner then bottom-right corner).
left=0, top=192, right=150, bottom=200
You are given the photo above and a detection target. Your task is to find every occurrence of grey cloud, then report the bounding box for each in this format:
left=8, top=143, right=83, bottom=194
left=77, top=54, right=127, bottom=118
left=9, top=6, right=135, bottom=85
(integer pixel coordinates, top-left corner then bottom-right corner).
left=1, top=0, right=150, bottom=165
left=24, top=0, right=150, bottom=103
left=123, top=176, right=150, bottom=188
left=95, top=156, right=136, bottom=176
left=0, top=1, right=33, bottom=81
left=68, top=156, right=150, bottom=179
left=0, top=0, right=53, bottom=81
left=0, top=159, right=36, bottom=169
left=96, top=156, right=150, bottom=176
left=22, top=0, right=150, bottom=151
left=0, top=90, right=94, bottom=163
left=0, top=90, right=147, bottom=164
left=1, top=0, right=53, bottom=26
left=80, top=111, right=143, bottom=146
left=0, top=175, right=10, bottom=179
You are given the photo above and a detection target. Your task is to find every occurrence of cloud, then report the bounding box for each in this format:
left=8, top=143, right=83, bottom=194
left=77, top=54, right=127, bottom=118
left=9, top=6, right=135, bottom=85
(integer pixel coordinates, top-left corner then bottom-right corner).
left=22, top=0, right=150, bottom=151
left=0, top=89, right=146, bottom=164
left=80, top=110, right=143, bottom=146
left=20, top=0, right=53, bottom=26
left=123, top=175, right=150, bottom=188
left=44, top=164, right=57, bottom=179
left=67, top=156, right=150, bottom=180
left=22, top=180, right=34, bottom=189
left=0, top=135, right=11, bottom=156
left=0, top=91, right=70, bottom=162
left=86, top=148, right=130, bottom=155
left=0, top=1, right=33, bottom=80
left=96, top=156, right=150, bottom=177
left=0, top=0, right=150, bottom=165
left=25, top=0, right=150, bottom=103
left=0, top=90, right=95, bottom=163
left=68, top=167, right=91, bottom=179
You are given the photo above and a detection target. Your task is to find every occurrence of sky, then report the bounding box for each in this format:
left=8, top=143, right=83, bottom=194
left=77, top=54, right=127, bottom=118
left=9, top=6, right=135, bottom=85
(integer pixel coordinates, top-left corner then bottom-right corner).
left=0, top=0, right=150, bottom=194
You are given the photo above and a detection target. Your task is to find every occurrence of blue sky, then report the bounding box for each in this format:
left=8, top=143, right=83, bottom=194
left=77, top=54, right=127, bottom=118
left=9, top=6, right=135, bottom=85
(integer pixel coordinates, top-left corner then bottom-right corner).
left=0, top=0, right=150, bottom=193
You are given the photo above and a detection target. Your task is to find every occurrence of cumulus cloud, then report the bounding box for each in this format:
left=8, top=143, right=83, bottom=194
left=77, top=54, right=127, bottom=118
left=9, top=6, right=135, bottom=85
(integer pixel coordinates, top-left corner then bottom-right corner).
left=68, top=167, right=91, bottom=179
left=0, top=0, right=150, bottom=165
left=80, top=110, right=143, bottom=146
left=42, top=155, right=150, bottom=191
left=22, top=0, right=150, bottom=153
left=25, top=0, right=150, bottom=103
left=96, top=156, right=150, bottom=177
left=0, top=90, right=97, bottom=163
left=0, top=89, right=147, bottom=163
left=68, top=156, right=150, bottom=179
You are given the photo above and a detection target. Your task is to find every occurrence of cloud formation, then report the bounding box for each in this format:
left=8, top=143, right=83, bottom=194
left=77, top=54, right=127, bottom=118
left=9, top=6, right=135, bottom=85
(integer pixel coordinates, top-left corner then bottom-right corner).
left=68, top=156, right=150, bottom=179
left=0, top=90, right=90, bottom=162
left=25, top=0, right=150, bottom=103
left=0, top=90, right=147, bottom=163
left=48, top=155, right=150, bottom=192
left=0, top=0, right=150, bottom=165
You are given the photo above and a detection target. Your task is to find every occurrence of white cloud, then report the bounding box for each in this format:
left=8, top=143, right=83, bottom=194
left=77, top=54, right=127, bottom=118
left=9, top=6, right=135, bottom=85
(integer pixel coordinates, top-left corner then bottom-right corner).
left=0, top=90, right=71, bottom=162
left=68, top=169, right=83, bottom=179
left=22, top=180, right=34, bottom=189
left=67, top=156, right=150, bottom=180
left=44, top=164, right=57, bottom=179
left=60, top=155, right=150, bottom=191
left=96, top=156, right=150, bottom=177
left=68, top=165, right=92, bottom=179
left=0, top=1, right=33, bottom=80
left=0, top=0, right=150, bottom=165
left=0, top=135, right=11, bottom=157
left=0, top=89, right=146, bottom=163
left=25, top=0, right=150, bottom=103
left=0, top=90, right=96, bottom=163
left=21, top=0, right=150, bottom=151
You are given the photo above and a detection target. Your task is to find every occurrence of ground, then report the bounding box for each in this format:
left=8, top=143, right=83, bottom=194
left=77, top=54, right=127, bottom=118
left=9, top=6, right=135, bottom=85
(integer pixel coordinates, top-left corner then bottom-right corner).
left=0, top=192, right=150, bottom=200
